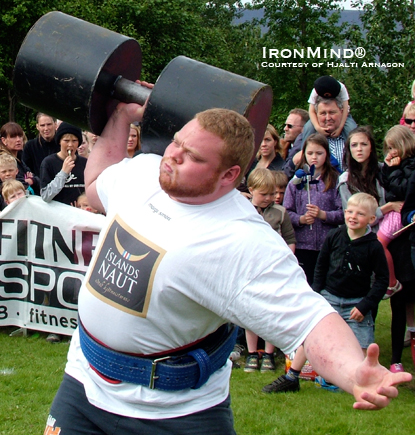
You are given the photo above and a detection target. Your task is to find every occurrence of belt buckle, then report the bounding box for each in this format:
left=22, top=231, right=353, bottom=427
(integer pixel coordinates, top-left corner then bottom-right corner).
left=149, top=356, right=171, bottom=389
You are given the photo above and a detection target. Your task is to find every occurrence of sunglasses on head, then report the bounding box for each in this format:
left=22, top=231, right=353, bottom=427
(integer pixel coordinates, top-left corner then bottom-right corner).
left=283, top=123, right=302, bottom=129
left=404, top=118, right=415, bottom=125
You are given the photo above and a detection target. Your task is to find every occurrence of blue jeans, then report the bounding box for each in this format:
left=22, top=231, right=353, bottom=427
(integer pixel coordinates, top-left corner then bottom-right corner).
left=320, top=290, right=374, bottom=349
left=46, top=374, right=236, bottom=434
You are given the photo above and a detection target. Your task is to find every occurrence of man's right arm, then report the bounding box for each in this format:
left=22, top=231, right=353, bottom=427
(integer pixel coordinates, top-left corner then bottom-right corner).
left=85, top=102, right=145, bottom=213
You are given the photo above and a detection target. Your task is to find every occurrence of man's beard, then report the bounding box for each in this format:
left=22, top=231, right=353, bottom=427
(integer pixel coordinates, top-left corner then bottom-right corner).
left=159, top=157, right=222, bottom=199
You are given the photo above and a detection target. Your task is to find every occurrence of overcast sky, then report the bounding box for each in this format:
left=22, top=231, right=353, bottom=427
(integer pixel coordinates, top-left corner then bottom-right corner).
left=243, top=1, right=366, bottom=9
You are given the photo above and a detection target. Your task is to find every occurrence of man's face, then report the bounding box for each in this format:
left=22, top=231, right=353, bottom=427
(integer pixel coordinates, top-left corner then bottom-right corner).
left=283, top=114, right=303, bottom=143
left=317, top=101, right=343, bottom=134
left=36, top=116, right=56, bottom=141
left=159, top=119, right=227, bottom=204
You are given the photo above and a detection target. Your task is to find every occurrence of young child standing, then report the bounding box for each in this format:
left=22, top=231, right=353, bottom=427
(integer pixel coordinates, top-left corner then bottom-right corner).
left=263, top=193, right=388, bottom=393
left=283, top=133, right=344, bottom=285
left=244, top=167, right=296, bottom=373
left=272, top=170, right=289, bottom=205
left=314, top=193, right=388, bottom=353
left=40, top=122, right=87, bottom=205
left=378, top=125, right=415, bottom=298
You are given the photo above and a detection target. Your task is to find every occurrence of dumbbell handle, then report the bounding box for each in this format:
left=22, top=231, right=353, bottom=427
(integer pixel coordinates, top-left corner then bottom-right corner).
left=113, top=77, right=152, bottom=105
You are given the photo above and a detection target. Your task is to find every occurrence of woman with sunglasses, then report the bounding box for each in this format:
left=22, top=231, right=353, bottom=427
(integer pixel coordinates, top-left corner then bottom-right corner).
left=401, top=103, right=415, bottom=134
left=399, top=79, right=415, bottom=127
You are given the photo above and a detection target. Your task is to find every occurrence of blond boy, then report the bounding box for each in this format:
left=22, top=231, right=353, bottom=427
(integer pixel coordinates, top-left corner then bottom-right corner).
left=0, top=153, right=19, bottom=182
left=1, top=179, right=26, bottom=206
left=244, top=167, right=296, bottom=373
left=314, top=192, right=389, bottom=351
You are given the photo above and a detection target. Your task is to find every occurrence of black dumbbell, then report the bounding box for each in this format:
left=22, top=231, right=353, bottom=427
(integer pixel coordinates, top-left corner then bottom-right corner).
left=13, top=11, right=273, bottom=155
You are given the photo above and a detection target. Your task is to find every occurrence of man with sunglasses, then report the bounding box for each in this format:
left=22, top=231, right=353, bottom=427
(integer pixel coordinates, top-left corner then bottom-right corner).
left=281, top=108, right=309, bottom=179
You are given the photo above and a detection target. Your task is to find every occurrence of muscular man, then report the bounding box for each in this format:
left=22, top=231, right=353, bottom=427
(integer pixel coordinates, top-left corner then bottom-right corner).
left=22, top=113, right=59, bottom=176
left=45, top=96, right=410, bottom=434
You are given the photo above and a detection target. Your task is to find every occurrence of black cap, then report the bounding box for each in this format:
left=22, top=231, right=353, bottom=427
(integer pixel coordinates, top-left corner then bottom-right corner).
left=314, top=76, right=341, bottom=99
left=55, top=122, right=83, bottom=146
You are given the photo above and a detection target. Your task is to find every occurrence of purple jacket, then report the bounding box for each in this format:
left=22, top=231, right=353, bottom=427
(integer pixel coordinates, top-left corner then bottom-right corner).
left=283, top=178, right=344, bottom=251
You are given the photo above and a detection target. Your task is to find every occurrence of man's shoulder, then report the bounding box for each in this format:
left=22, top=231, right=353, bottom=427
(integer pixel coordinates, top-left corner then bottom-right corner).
left=100, top=153, right=161, bottom=187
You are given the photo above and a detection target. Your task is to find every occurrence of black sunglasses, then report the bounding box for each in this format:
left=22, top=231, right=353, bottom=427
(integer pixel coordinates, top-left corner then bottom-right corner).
left=404, top=118, right=415, bottom=125
left=283, top=123, right=302, bottom=129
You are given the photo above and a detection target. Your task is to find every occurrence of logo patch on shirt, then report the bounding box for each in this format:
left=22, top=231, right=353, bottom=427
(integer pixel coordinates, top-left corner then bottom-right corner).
left=86, top=215, right=165, bottom=316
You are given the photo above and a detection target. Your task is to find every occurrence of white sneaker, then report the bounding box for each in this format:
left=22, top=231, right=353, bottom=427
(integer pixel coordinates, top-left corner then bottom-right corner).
left=383, top=280, right=403, bottom=300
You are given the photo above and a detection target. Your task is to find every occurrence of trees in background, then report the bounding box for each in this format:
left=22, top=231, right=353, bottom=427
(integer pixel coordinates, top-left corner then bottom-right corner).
left=0, top=0, right=413, bottom=146
left=0, top=0, right=249, bottom=136
left=249, top=0, right=346, bottom=128
left=343, top=0, right=415, bottom=142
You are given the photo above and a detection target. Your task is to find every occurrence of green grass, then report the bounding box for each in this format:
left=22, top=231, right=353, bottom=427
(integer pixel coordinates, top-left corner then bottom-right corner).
left=1, top=302, right=414, bottom=434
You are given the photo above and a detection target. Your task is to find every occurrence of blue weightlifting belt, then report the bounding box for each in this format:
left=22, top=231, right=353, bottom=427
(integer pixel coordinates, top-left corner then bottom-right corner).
left=79, top=320, right=237, bottom=391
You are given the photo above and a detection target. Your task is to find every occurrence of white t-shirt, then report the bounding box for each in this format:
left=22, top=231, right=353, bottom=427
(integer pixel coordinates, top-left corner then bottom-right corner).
left=65, top=153, right=334, bottom=419
left=308, top=81, right=349, bottom=104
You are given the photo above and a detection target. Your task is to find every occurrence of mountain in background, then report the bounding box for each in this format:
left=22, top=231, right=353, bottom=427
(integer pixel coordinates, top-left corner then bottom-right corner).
left=234, top=8, right=363, bottom=28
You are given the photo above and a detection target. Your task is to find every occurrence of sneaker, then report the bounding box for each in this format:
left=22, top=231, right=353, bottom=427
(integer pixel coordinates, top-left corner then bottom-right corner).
left=262, top=375, right=300, bottom=393
left=260, top=354, right=276, bottom=372
left=46, top=333, right=61, bottom=343
left=390, top=363, right=404, bottom=373
left=383, top=280, right=403, bottom=300
left=244, top=354, right=259, bottom=372
left=230, top=344, right=245, bottom=362
left=315, top=376, right=341, bottom=392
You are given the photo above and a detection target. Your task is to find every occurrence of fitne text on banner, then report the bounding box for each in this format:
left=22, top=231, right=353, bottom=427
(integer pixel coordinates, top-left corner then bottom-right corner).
left=0, top=196, right=105, bottom=336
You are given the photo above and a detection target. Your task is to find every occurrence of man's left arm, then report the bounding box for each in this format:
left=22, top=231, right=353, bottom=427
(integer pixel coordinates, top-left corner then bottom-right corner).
left=304, top=313, right=412, bottom=410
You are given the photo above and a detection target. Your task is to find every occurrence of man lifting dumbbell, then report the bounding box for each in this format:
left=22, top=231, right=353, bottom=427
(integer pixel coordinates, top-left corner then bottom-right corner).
left=12, top=12, right=411, bottom=435
left=42, top=88, right=412, bottom=434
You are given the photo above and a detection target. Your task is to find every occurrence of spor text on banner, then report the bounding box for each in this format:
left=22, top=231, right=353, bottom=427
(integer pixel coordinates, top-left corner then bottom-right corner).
left=0, top=196, right=105, bottom=336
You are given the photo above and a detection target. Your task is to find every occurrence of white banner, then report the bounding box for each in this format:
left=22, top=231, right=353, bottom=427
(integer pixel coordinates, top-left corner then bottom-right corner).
left=0, top=195, right=105, bottom=336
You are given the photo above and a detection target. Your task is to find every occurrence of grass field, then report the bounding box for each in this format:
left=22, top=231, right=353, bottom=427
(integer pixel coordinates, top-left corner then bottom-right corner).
left=0, top=302, right=414, bottom=434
